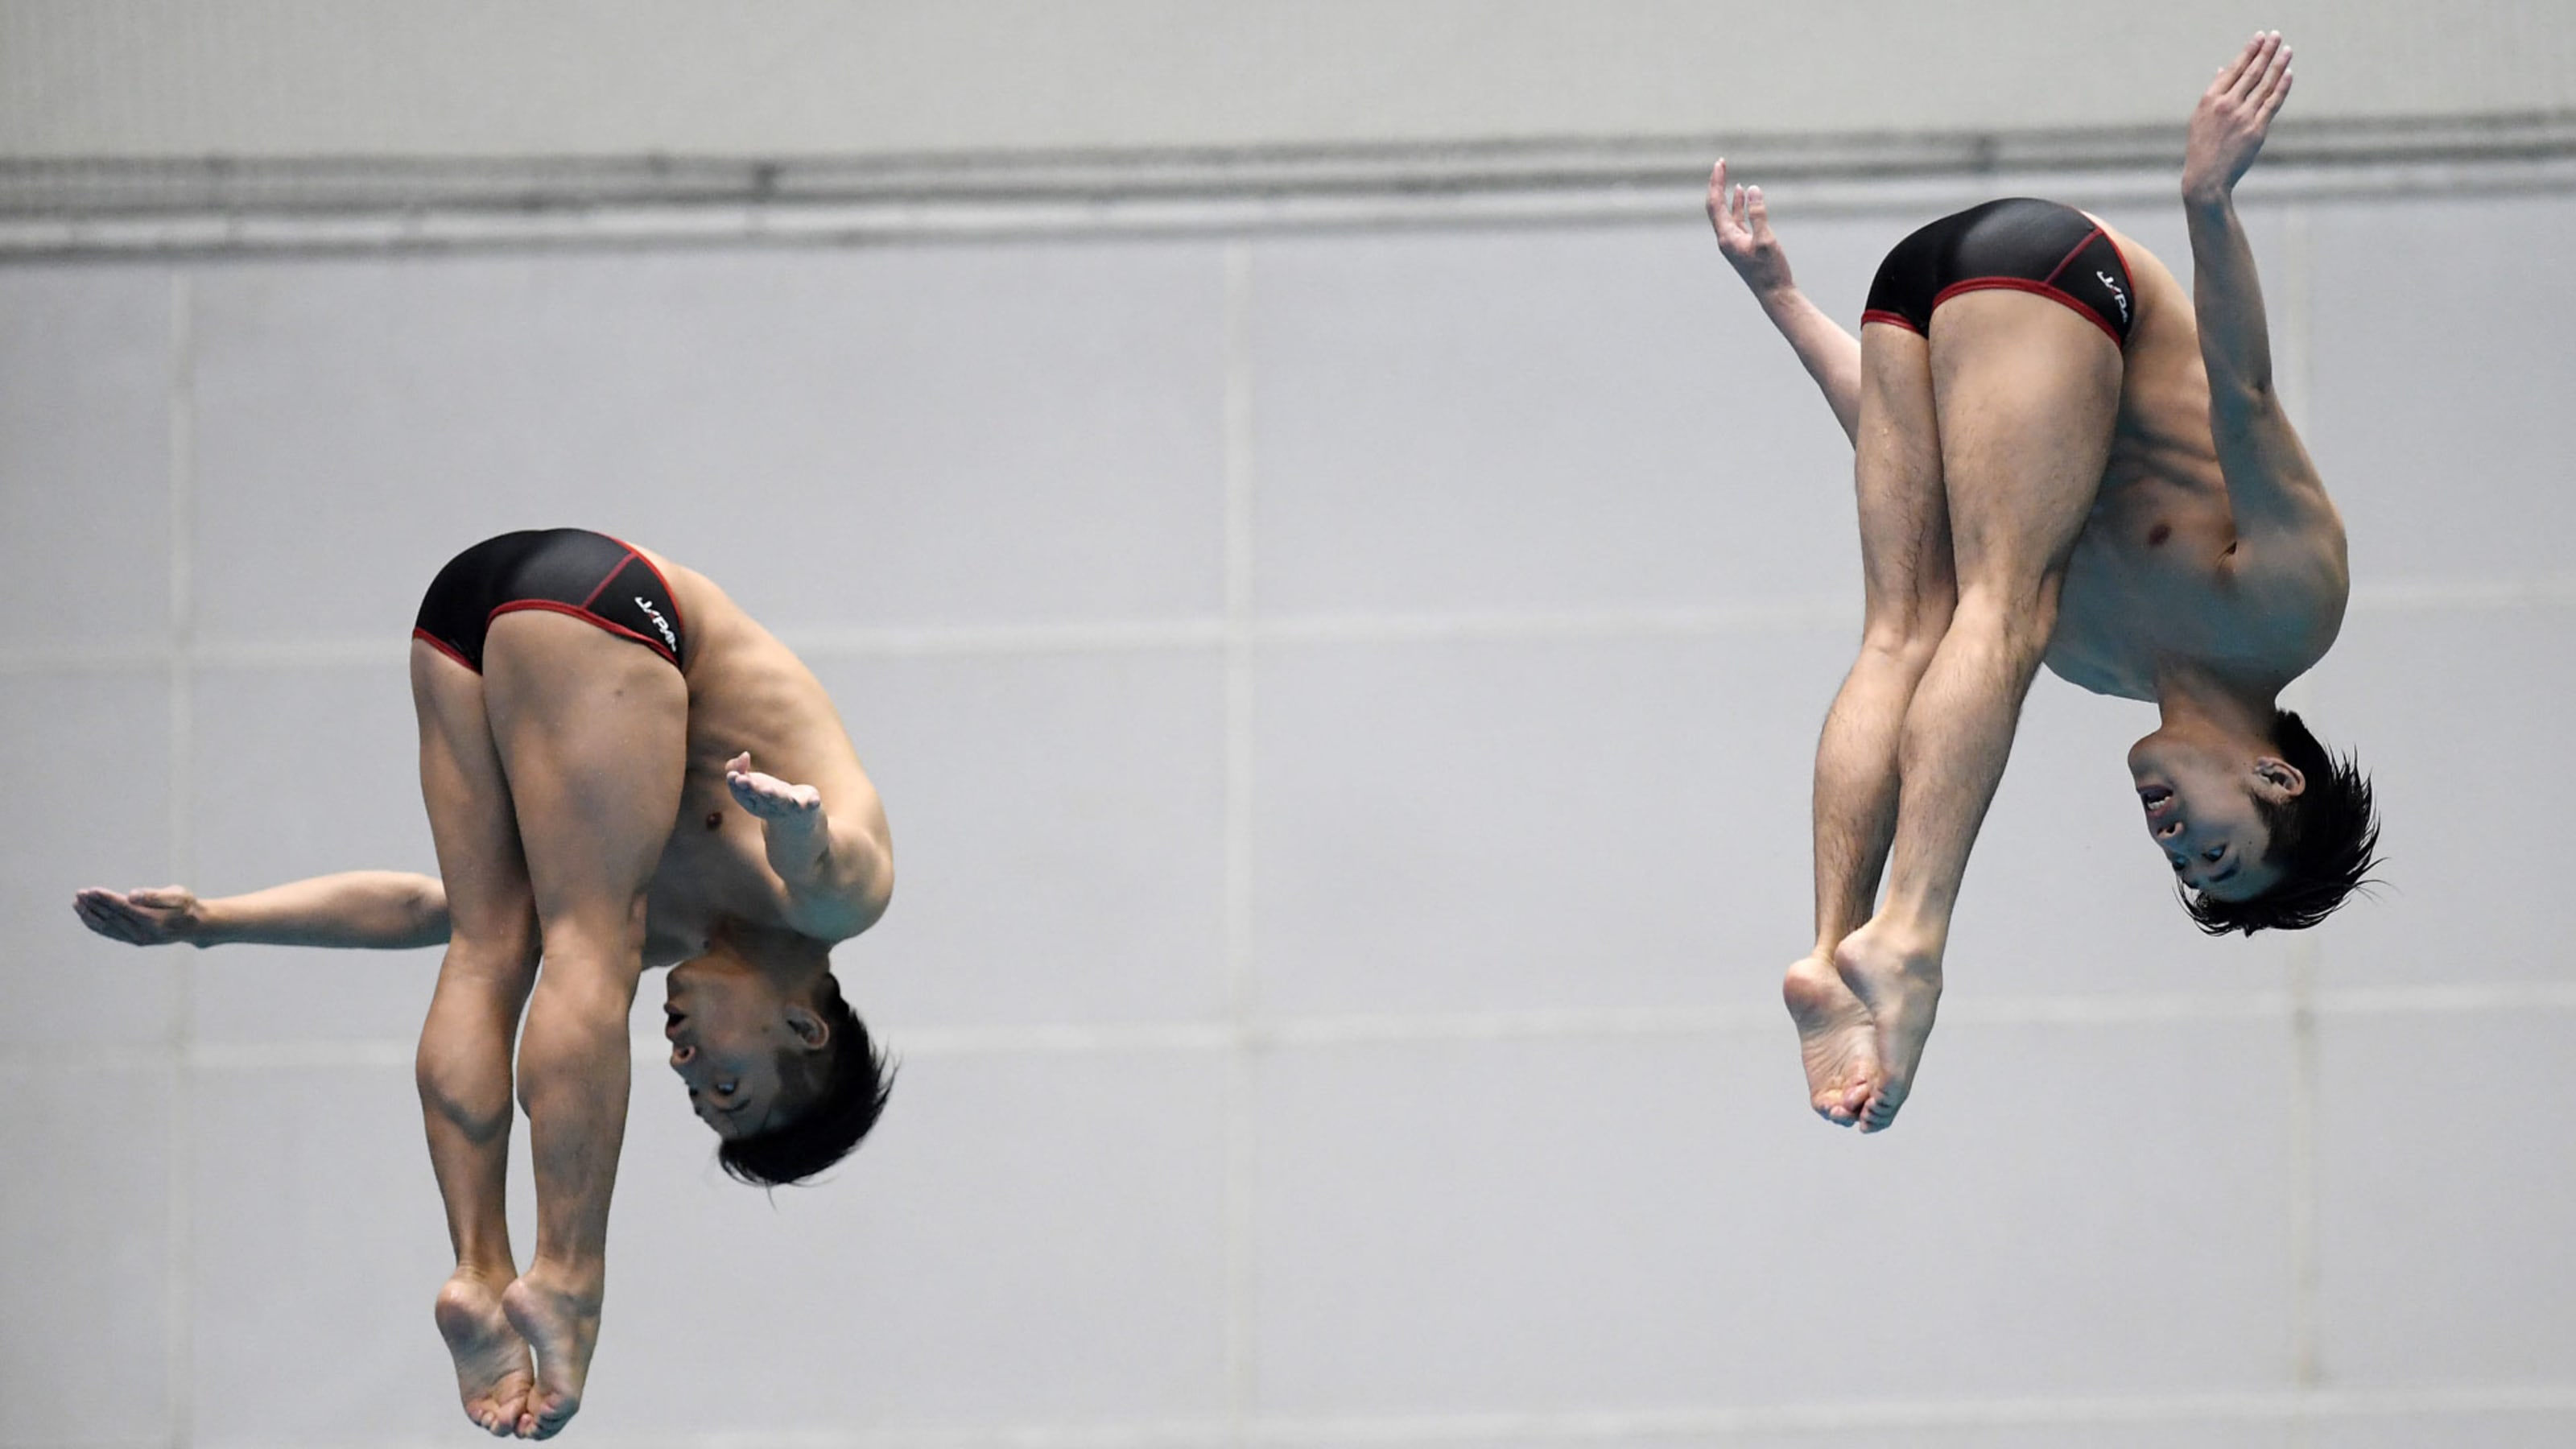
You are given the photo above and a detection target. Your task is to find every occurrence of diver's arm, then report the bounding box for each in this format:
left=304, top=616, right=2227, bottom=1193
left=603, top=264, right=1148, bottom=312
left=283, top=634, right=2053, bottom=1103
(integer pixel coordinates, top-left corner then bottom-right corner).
left=2182, top=31, right=2343, bottom=555
left=724, top=752, right=894, bottom=941
left=73, top=871, right=450, bottom=950
left=1708, top=159, right=1861, bottom=444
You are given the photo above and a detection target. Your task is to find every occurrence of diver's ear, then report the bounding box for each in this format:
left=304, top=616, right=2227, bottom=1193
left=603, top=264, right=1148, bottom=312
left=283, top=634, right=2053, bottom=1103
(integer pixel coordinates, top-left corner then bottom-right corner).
left=783, top=1001, right=832, bottom=1051
left=2252, top=755, right=2306, bottom=798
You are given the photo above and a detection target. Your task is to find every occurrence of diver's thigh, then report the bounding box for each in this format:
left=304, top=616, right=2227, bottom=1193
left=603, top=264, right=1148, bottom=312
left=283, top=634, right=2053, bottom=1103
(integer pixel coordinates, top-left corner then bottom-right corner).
left=478, top=611, right=687, bottom=942
left=1854, top=321, right=1953, bottom=633
left=411, top=639, right=539, bottom=972
left=1925, top=291, right=2122, bottom=593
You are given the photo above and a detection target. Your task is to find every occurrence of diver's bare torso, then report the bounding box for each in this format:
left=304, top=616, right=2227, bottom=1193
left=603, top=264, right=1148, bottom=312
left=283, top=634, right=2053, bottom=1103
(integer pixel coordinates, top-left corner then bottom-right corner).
left=629, top=546, right=888, bottom=965
left=2041, top=217, right=2348, bottom=701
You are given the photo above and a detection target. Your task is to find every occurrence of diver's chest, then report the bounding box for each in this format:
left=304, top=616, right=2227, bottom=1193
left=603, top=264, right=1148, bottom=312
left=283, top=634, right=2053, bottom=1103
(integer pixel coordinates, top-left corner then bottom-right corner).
left=2048, top=544, right=2223, bottom=696
left=650, top=818, right=792, bottom=931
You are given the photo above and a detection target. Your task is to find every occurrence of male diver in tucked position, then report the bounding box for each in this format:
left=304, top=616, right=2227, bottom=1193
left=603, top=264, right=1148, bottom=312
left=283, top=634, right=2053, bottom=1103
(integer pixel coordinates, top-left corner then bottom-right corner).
left=76, top=528, right=897, bottom=1439
left=1707, top=33, right=2379, bottom=1133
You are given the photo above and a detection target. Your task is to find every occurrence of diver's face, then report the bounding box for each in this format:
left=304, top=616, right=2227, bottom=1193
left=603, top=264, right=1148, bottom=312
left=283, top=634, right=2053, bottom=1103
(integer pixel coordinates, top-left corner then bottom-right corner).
left=2129, top=737, right=2301, bottom=902
left=662, top=960, right=798, bottom=1141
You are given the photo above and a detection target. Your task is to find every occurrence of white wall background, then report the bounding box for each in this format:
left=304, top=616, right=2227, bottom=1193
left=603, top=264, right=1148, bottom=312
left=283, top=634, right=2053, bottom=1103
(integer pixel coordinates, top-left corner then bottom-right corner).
left=5, top=6, right=2575, bottom=1449
left=5, top=0, right=2575, bottom=159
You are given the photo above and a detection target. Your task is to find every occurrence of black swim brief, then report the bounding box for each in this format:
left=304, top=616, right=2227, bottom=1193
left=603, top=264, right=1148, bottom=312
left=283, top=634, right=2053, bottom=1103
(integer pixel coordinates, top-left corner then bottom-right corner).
left=1861, top=197, right=2135, bottom=348
left=412, top=528, right=686, bottom=672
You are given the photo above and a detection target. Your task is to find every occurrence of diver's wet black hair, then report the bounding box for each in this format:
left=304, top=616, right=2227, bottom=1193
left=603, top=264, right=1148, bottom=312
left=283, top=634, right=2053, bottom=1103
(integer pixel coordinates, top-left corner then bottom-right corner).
left=2182, top=710, right=2382, bottom=935
left=716, top=970, right=894, bottom=1187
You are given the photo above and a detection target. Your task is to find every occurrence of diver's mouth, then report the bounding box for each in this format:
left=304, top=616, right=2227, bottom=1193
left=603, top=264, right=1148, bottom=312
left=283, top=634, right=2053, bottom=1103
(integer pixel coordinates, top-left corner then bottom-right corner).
left=2139, top=785, right=2174, bottom=815
left=663, top=1006, right=687, bottom=1041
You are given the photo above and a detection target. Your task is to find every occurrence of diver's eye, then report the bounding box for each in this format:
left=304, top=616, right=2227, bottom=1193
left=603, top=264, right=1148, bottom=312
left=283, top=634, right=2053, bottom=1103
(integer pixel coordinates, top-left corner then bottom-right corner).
left=2170, top=857, right=2187, bottom=873
left=717, top=1080, right=739, bottom=1096
left=2204, top=846, right=2226, bottom=863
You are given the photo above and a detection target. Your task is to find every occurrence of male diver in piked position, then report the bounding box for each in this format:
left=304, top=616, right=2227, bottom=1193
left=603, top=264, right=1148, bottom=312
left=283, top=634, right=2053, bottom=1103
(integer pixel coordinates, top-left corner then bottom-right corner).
left=1707, top=33, right=2379, bottom=1133
left=76, top=528, right=896, bottom=1439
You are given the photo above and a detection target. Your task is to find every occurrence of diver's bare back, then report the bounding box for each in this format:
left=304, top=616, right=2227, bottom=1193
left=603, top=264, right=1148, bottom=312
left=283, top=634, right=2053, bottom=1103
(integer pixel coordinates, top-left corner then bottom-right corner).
left=632, top=545, right=889, bottom=964
left=2042, top=218, right=2349, bottom=701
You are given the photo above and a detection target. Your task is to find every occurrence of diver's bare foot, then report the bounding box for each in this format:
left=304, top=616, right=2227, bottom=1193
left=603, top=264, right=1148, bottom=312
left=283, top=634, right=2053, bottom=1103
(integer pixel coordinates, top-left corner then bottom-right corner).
left=435, top=1270, right=534, bottom=1438
left=501, top=1265, right=601, bottom=1440
left=1833, top=920, right=1944, bottom=1133
left=1783, top=952, right=1877, bottom=1127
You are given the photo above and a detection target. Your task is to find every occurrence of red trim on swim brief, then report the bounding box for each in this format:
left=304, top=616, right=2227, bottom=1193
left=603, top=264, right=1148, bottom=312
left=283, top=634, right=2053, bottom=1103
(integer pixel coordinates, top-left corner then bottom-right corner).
left=411, top=627, right=481, bottom=674
left=2040, top=225, right=2106, bottom=287
left=1928, top=278, right=2126, bottom=348
left=486, top=599, right=682, bottom=667
left=576, top=550, right=638, bottom=611
left=603, top=535, right=688, bottom=641
left=1860, top=308, right=1922, bottom=334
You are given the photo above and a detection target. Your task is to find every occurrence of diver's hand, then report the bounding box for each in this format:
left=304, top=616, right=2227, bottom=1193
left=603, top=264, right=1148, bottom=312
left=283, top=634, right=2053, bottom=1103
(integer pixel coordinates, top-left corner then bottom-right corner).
left=2185, top=31, right=2293, bottom=206
left=724, top=752, right=822, bottom=823
left=73, top=886, right=208, bottom=946
left=730, top=751, right=849, bottom=914
left=1707, top=158, right=1797, bottom=303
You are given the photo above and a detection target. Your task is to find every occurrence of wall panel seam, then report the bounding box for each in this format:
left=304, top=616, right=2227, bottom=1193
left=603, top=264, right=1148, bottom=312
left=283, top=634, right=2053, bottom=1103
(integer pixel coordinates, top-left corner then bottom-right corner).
left=4, top=574, right=2570, bottom=678
left=1219, top=238, right=1259, bottom=1437
left=163, top=265, right=197, bottom=1449
left=11, top=981, right=2576, bottom=1074
left=10, top=1381, right=2570, bottom=1448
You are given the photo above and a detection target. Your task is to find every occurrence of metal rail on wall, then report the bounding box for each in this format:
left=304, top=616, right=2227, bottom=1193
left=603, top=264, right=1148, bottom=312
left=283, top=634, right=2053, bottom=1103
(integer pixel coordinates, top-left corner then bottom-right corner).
left=3, top=111, right=2573, bottom=258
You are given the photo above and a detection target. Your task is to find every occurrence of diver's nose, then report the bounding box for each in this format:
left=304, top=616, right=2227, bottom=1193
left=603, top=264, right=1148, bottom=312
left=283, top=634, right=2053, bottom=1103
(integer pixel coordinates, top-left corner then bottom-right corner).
left=671, top=1043, right=696, bottom=1066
